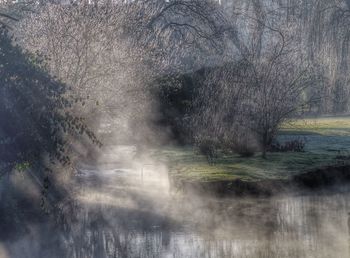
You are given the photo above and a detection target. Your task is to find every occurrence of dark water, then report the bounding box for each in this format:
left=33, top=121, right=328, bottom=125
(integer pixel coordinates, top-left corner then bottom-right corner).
left=2, top=160, right=350, bottom=258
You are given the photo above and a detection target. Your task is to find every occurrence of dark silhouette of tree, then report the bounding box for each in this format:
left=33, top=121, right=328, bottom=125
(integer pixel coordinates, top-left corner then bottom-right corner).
left=0, top=27, right=98, bottom=176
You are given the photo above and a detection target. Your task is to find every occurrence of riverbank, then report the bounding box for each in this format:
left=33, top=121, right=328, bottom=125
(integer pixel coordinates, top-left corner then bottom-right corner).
left=174, top=164, right=350, bottom=197
left=152, top=117, right=350, bottom=196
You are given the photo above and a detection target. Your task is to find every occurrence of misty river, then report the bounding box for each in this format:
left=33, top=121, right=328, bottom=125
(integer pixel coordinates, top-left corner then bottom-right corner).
left=2, top=146, right=350, bottom=258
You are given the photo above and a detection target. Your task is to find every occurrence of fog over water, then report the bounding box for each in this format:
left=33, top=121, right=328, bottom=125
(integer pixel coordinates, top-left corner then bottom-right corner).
left=0, top=146, right=350, bottom=258
left=2, top=0, right=350, bottom=257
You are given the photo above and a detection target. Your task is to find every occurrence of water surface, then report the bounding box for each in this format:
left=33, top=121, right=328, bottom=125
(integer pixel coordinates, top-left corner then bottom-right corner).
left=2, top=159, right=350, bottom=258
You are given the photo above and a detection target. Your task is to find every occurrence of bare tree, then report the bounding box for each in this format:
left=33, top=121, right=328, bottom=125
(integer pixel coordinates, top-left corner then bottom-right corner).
left=194, top=2, right=317, bottom=158
left=15, top=1, right=225, bottom=145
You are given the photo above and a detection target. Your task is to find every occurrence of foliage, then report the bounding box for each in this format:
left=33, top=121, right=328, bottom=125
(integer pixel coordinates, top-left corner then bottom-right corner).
left=0, top=27, right=98, bottom=175
left=14, top=161, right=30, bottom=172
left=153, top=70, right=205, bottom=144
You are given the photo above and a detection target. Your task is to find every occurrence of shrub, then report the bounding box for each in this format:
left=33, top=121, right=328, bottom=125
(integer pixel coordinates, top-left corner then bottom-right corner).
left=220, top=133, right=257, bottom=158
left=268, top=139, right=306, bottom=153
left=195, top=137, right=219, bottom=164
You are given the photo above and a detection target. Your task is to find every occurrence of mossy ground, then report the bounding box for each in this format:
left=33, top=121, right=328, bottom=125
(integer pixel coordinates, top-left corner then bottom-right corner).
left=152, top=117, right=350, bottom=183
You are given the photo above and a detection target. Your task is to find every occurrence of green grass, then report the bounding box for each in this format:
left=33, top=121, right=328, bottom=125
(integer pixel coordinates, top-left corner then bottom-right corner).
left=281, top=116, right=350, bottom=136
left=152, top=116, right=350, bottom=183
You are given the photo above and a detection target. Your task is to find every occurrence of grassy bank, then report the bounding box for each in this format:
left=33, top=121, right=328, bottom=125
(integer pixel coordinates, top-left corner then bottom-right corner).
left=281, top=116, right=350, bottom=136
left=153, top=116, right=350, bottom=183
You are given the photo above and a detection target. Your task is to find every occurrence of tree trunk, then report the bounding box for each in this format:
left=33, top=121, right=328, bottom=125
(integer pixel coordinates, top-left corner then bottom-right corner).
left=262, top=146, right=267, bottom=159
left=261, top=133, right=268, bottom=159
